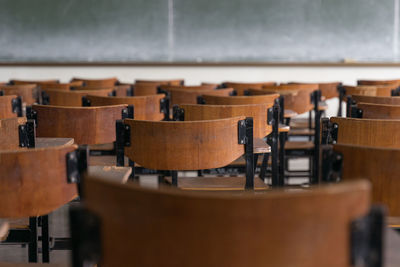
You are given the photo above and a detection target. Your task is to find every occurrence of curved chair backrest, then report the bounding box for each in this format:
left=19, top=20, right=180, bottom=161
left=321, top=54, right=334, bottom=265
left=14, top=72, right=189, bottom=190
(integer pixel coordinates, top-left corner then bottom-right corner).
left=330, top=117, right=400, bottom=148
left=202, top=93, right=278, bottom=106
left=0, top=84, right=37, bottom=105
left=83, top=177, right=370, bottom=267
left=180, top=104, right=271, bottom=138
left=169, top=88, right=233, bottom=106
left=222, top=81, right=276, bottom=96
left=43, top=89, right=113, bottom=106
left=334, top=144, right=400, bottom=215
left=71, top=77, right=118, bottom=87
left=0, top=117, right=27, bottom=150
left=352, top=95, right=400, bottom=105
left=33, top=104, right=127, bottom=145
left=40, top=82, right=82, bottom=91
left=342, top=85, right=393, bottom=98
left=161, top=85, right=216, bottom=91
left=287, top=82, right=341, bottom=99
left=85, top=94, right=165, bottom=121
left=135, top=79, right=184, bottom=86
left=10, top=79, right=60, bottom=85
left=0, top=95, right=19, bottom=119
left=357, top=79, right=400, bottom=86
left=124, top=117, right=245, bottom=170
left=132, top=83, right=159, bottom=96
left=357, top=103, right=400, bottom=119
left=0, top=144, right=78, bottom=218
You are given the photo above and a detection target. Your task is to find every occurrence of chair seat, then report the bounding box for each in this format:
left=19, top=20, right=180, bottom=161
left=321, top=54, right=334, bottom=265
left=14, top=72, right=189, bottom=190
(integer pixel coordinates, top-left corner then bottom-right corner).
left=290, top=118, right=313, bottom=129
left=254, top=138, right=270, bottom=154
left=288, top=128, right=315, bottom=136
left=285, top=141, right=314, bottom=150
left=164, top=176, right=268, bottom=191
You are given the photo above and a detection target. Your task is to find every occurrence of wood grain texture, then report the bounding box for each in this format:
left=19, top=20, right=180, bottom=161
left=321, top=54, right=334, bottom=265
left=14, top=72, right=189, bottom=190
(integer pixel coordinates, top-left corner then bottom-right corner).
left=135, top=79, right=184, bottom=86
left=357, top=103, right=400, bottom=119
left=0, top=144, right=78, bottom=218
left=10, top=79, right=59, bottom=85
left=334, top=144, right=400, bottom=216
left=86, top=94, right=165, bottom=120
left=40, top=82, right=82, bottom=91
left=161, top=85, right=217, bottom=91
left=169, top=88, right=233, bottom=106
left=342, top=86, right=379, bottom=100
left=44, top=88, right=113, bottom=106
left=330, top=117, right=400, bottom=148
left=357, top=79, right=400, bottom=86
left=164, top=176, right=268, bottom=190
left=180, top=104, right=271, bottom=138
left=132, top=83, right=159, bottom=96
left=352, top=95, right=400, bottom=105
left=286, top=82, right=340, bottom=99
left=33, top=104, right=126, bottom=145
left=0, top=117, right=27, bottom=150
left=202, top=93, right=279, bottom=106
left=222, top=81, right=276, bottom=95
left=0, top=95, right=17, bottom=119
left=71, top=77, right=118, bottom=87
left=124, top=117, right=245, bottom=170
left=0, top=84, right=37, bottom=104
left=85, top=177, right=370, bottom=267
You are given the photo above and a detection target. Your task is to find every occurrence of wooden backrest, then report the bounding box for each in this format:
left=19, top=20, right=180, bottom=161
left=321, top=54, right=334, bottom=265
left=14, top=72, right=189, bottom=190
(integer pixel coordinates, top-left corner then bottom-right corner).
left=330, top=117, right=400, bottom=148
left=357, top=79, right=400, bottom=86
left=222, top=81, right=276, bottom=96
left=71, top=77, right=118, bottom=87
left=334, top=144, right=400, bottom=215
left=180, top=104, right=271, bottom=138
left=0, top=144, right=78, bottom=218
left=357, top=103, right=400, bottom=119
left=44, top=89, right=113, bottom=107
left=202, top=93, right=279, bottom=106
left=0, top=95, right=18, bottom=119
left=124, top=117, right=245, bottom=170
left=135, top=79, right=184, bottom=86
left=352, top=95, right=400, bottom=105
left=33, top=104, right=127, bottom=145
left=10, top=79, right=59, bottom=85
left=169, top=88, right=233, bottom=106
left=161, top=85, right=216, bottom=91
left=342, top=86, right=378, bottom=99
left=85, top=177, right=370, bottom=267
left=40, top=82, right=80, bottom=91
left=288, top=82, right=341, bottom=99
left=0, top=117, right=27, bottom=150
left=132, top=83, right=159, bottom=96
left=0, top=84, right=37, bottom=105
left=86, top=94, right=165, bottom=121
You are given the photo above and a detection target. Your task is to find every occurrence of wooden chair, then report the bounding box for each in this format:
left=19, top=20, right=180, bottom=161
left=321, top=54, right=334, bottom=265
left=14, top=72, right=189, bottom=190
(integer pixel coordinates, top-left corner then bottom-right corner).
left=160, top=84, right=217, bottom=91
left=83, top=94, right=166, bottom=121
left=0, top=95, right=22, bottom=119
left=221, top=81, right=276, bottom=96
left=168, top=88, right=234, bottom=106
left=29, top=104, right=127, bottom=145
left=0, top=84, right=37, bottom=105
left=351, top=95, right=400, bottom=105
left=286, top=82, right=341, bottom=100
left=0, top=117, right=35, bottom=150
left=10, top=79, right=60, bottom=86
left=350, top=103, right=400, bottom=119
left=41, top=88, right=114, bottom=107
left=40, top=82, right=83, bottom=91
left=135, top=79, right=184, bottom=86
left=70, top=177, right=382, bottom=267
left=70, top=77, right=118, bottom=87
left=357, top=79, right=400, bottom=86
left=117, top=116, right=266, bottom=190
left=129, top=79, right=184, bottom=96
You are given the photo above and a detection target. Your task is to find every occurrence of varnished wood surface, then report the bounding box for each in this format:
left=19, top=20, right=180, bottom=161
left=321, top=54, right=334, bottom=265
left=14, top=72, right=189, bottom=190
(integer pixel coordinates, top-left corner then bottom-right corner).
left=161, top=84, right=217, bottom=91
left=85, top=177, right=370, bottom=267
left=124, top=117, right=245, bottom=170
left=86, top=94, right=165, bottom=121
left=253, top=138, right=271, bottom=153
left=0, top=117, right=26, bottom=150
left=35, top=137, right=75, bottom=148
left=352, top=95, right=400, bottom=105
left=0, top=144, right=78, bottom=218
left=357, top=103, right=400, bottom=119
left=135, top=79, right=184, bottom=86
left=330, top=117, right=400, bottom=148
left=202, top=93, right=279, bottom=106
left=0, top=95, right=18, bottom=119
left=222, top=81, right=276, bottom=95
left=357, top=79, right=400, bottom=86
left=334, top=144, right=400, bottom=216
left=278, top=123, right=290, bottom=132
left=0, top=84, right=37, bottom=105
left=0, top=220, right=9, bottom=241
left=34, top=104, right=126, bottom=145
left=71, top=77, right=118, bottom=87
left=168, top=88, right=233, bottom=106
left=341, top=85, right=393, bottom=100
left=10, top=79, right=59, bottom=85
left=318, top=82, right=341, bottom=99
left=44, top=88, right=113, bottom=106
left=40, top=82, right=83, bottom=90
left=180, top=104, right=271, bottom=138
left=284, top=109, right=298, bottom=118
left=87, top=166, right=132, bottom=184
left=164, top=176, right=269, bottom=191
left=285, top=141, right=314, bottom=150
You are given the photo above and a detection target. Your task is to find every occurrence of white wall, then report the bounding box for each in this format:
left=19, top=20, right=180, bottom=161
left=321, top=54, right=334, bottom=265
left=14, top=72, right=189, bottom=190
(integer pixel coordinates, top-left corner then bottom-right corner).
left=3, top=65, right=400, bottom=117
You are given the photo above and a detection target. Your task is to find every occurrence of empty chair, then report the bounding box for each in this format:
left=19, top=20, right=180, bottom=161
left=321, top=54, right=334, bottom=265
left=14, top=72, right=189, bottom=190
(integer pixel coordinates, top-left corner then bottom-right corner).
left=40, top=82, right=83, bottom=91
left=71, top=177, right=376, bottom=267
left=357, top=79, right=400, bottom=86
left=30, top=104, right=127, bottom=145
left=161, top=84, right=216, bottom=91
left=135, top=79, right=184, bottom=86
left=42, top=88, right=114, bottom=106
left=10, top=79, right=60, bottom=85
left=286, top=82, right=341, bottom=100
left=0, top=95, right=22, bottom=119
left=0, top=117, right=34, bottom=150
left=351, top=103, right=400, bottom=119
left=168, top=88, right=234, bottom=106
left=71, top=77, right=118, bottom=87
left=201, top=93, right=279, bottom=106
left=84, top=94, right=166, bottom=121
left=0, top=84, right=37, bottom=105
left=351, top=95, right=400, bottom=105
left=221, top=81, right=276, bottom=96
left=130, top=79, right=184, bottom=96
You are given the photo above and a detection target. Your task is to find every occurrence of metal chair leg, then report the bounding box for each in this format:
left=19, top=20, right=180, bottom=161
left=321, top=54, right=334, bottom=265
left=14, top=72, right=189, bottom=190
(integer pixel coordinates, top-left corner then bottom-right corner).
left=28, top=217, right=38, bottom=262
left=41, top=215, right=50, bottom=263
left=259, top=153, right=270, bottom=181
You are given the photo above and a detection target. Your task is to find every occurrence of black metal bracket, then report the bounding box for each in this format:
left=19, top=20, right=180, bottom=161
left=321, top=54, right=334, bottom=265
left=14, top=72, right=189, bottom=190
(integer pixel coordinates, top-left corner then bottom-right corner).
left=109, top=90, right=116, bottom=97
left=0, top=90, right=3, bottom=96
left=351, top=107, right=363, bottom=118
left=11, top=96, right=23, bottom=117
left=172, top=105, right=184, bottom=121
left=337, top=84, right=346, bottom=117
left=69, top=205, right=101, bottom=267
left=160, top=97, right=170, bottom=121
left=26, top=106, right=38, bottom=126
left=19, top=120, right=36, bottom=148
left=242, top=117, right=254, bottom=190
left=266, top=98, right=280, bottom=187
left=267, top=107, right=273, bottom=125
left=351, top=205, right=385, bottom=267
left=312, top=90, right=322, bottom=184
left=127, top=85, right=134, bottom=96
left=321, top=118, right=338, bottom=145
left=391, top=86, right=400, bottom=96
left=41, top=91, right=50, bottom=105
left=321, top=145, right=343, bottom=182
left=197, top=95, right=206, bottom=104
left=115, top=120, right=131, bottom=166
left=81, top=96, right=91, bottom=107
left=238, top=119, right=247, bottom=145
left=122, top=105, right=134, bottom=119
left=278, top=95, right=285, bottom=123
left=66, top=145, right=89, bottom=184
